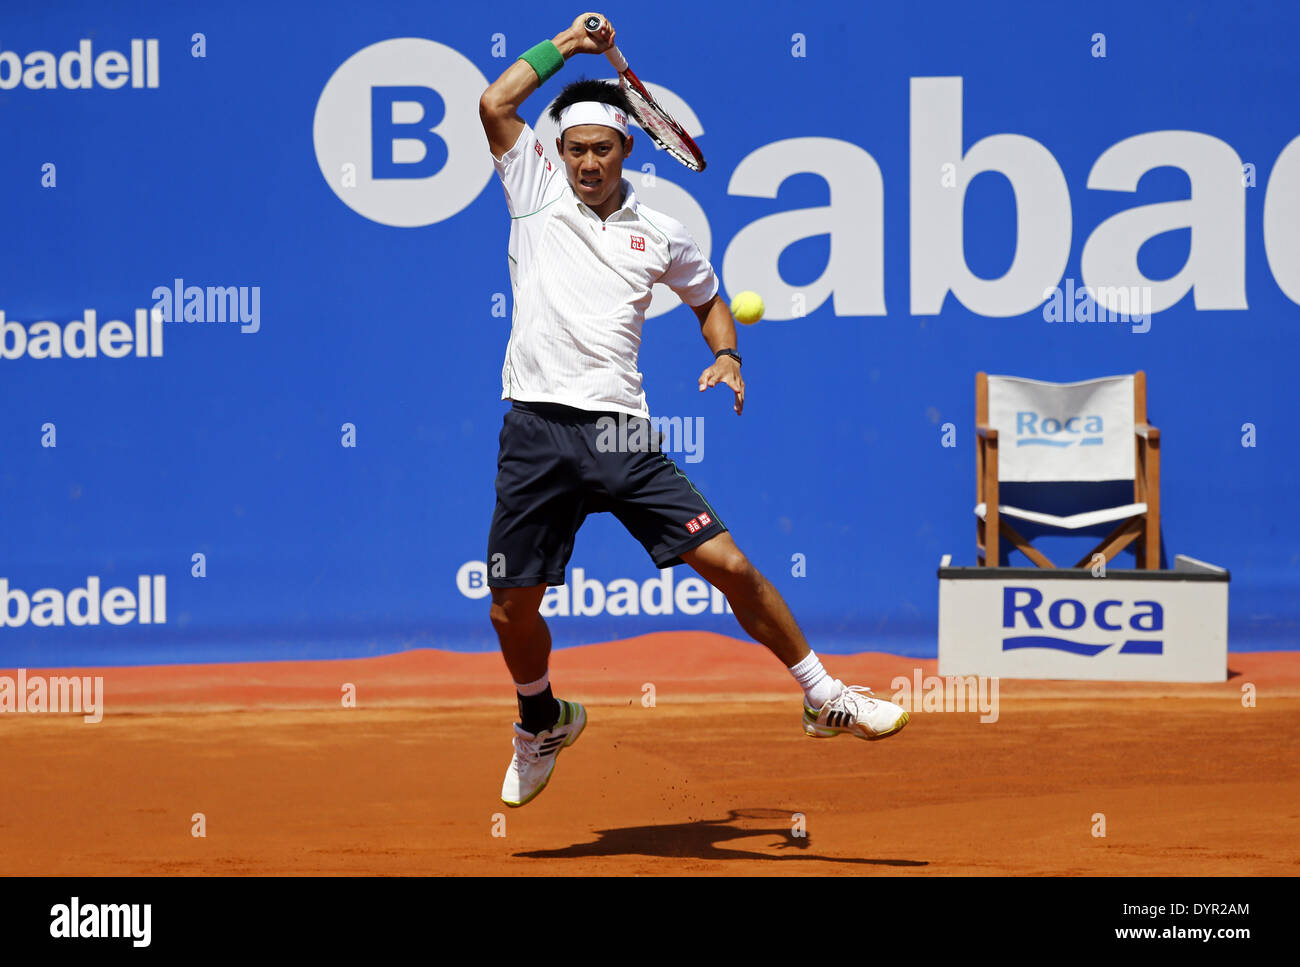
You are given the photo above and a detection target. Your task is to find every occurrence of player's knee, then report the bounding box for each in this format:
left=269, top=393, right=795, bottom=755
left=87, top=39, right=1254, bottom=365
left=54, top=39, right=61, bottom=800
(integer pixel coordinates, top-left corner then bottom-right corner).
left=488, top=601, right=514, bottom=632
left=489, top=596, right=538, bottom=636
left=713, top=549, right=758, bottom=591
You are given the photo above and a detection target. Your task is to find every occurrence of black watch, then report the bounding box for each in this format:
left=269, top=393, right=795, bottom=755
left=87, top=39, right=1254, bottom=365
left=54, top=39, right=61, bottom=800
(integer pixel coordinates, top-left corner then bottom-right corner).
left=714, top=348, right=742, bottom=366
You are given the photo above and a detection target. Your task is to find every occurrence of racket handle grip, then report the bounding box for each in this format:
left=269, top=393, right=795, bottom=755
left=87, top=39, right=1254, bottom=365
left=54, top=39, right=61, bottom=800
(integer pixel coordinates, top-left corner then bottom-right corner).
left=583, top=15, right=629, bottom=72
left=603, top=45, right=629, bottom=73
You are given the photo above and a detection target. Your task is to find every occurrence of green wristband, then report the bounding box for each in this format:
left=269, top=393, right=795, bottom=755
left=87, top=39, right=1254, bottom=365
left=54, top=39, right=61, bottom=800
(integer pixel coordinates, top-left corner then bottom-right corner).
left=518, top=40, right=564, bottom=84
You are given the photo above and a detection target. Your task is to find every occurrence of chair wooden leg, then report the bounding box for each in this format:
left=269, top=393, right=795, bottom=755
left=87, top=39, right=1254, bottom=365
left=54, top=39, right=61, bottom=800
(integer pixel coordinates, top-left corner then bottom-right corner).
left=999, top=520, right=1055, bottom=568
left=976, top=433, right=985, bottom=566
left=1143, top=522, right=1160, bottom=569
left=985, top=448, right=1000, bottom=566
left=1144, top=445, right=1161, bottom=570
left=1075, top=517, right=1144, bottom=569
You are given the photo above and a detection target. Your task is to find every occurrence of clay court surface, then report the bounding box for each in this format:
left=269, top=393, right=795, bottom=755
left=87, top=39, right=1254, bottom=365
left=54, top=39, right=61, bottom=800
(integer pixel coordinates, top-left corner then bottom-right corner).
left=2, top=633, right=1297, bottom=876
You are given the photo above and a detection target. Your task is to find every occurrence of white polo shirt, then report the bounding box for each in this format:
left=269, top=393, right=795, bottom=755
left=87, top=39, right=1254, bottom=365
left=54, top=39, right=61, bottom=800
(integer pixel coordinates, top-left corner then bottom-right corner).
left=491, top=122, right=719, bottom=418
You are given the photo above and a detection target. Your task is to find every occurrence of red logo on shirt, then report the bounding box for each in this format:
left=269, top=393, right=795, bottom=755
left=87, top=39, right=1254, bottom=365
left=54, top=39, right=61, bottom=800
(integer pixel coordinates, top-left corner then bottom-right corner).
left=534, top=140, right=543, bottom=156
left=630, top=235, right=645, bottom=251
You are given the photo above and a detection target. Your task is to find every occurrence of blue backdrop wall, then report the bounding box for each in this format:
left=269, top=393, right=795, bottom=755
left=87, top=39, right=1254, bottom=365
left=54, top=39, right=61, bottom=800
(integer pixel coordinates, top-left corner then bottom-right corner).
left=2, top=0, right=1297, bottom=666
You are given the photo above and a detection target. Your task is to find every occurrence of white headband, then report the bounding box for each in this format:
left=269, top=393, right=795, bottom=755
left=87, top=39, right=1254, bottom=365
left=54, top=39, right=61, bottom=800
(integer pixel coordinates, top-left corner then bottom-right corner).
left=558, top=101, right=629, bottom=138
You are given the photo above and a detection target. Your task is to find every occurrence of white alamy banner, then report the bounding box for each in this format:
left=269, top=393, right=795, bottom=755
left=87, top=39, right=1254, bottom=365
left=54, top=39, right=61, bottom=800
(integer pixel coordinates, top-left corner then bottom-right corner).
left=987, top=374, right=1135, bottom=482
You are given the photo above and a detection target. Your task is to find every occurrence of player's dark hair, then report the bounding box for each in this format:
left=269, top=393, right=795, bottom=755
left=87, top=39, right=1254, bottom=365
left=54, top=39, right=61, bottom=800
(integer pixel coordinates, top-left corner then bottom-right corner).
left=548, top=78, right=633, bottom=148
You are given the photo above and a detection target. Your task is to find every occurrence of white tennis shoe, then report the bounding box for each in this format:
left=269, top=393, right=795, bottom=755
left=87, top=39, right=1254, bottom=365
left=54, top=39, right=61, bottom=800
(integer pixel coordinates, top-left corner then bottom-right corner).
left=501, top=699, right=586, bottom=807
left=803, top=680, right=909, bottom=740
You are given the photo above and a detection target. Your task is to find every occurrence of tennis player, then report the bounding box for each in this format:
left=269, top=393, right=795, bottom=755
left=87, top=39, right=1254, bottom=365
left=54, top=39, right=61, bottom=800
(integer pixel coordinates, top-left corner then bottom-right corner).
left=479, top=12, right=908, bottom=807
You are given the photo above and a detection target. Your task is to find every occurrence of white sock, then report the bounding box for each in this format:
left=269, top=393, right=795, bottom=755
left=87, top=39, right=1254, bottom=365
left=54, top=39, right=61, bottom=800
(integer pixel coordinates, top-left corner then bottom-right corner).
left=514, top=672, right=550, bottom=696
left=788, top=651, right=839, bottom=709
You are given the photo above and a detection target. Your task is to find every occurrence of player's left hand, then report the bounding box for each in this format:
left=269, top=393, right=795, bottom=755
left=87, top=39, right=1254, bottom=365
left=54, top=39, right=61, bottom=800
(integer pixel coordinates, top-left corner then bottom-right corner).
left=698, top=356, right=744, bottom=415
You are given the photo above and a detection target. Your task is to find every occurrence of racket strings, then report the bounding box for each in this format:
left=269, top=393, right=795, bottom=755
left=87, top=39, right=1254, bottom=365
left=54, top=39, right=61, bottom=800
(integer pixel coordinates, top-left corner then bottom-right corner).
left=623, top=86, right=703, bottom=172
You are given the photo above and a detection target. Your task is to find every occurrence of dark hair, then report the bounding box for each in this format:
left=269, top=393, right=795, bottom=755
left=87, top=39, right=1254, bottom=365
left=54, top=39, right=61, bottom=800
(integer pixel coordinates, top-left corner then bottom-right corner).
left=547, top=77, right=633, bottom=147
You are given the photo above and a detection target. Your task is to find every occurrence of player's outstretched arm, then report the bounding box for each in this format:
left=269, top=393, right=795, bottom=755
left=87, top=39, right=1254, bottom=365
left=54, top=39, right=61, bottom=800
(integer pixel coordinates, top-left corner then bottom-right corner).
left=479, top=13, right=616, bottom=159
left=692, top=295, right=745, bottom=416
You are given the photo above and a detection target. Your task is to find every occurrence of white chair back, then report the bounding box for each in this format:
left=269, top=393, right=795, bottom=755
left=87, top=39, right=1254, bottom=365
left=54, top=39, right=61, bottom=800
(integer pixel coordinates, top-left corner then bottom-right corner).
left=986, top=374, right=1135, bottom=483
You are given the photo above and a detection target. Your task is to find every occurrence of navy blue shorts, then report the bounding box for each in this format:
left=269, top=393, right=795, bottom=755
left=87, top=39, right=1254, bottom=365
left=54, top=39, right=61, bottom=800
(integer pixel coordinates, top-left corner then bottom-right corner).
left=487, top=401, right=728, bottom=588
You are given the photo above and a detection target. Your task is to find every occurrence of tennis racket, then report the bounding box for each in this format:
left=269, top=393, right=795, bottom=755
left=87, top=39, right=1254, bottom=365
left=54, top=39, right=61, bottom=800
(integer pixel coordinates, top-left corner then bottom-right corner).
left=583, top=15, right=707, bottom=172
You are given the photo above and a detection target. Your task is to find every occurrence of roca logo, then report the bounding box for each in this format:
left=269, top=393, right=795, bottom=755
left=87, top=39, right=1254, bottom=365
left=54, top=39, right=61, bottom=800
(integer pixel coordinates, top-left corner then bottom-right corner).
left=1014, top=411, right=1103, bottom=448
left=312, top=38, right=493, bottom=227
left=1001, top=586, right=1163, bottom=656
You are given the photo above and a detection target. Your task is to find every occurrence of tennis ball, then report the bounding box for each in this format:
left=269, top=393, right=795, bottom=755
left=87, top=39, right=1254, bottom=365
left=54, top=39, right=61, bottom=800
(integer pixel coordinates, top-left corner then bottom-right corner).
left=730, top=290, right=765, bottom=325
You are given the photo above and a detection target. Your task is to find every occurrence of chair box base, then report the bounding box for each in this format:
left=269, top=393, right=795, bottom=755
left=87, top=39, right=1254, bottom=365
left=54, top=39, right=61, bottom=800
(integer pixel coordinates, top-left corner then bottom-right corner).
left=937, top=556, right=1229, bottom=682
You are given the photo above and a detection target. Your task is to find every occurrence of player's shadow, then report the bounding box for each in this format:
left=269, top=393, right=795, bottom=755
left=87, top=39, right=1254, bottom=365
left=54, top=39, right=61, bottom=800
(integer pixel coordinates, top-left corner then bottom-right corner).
left=515, top=807, right=928, bottom=866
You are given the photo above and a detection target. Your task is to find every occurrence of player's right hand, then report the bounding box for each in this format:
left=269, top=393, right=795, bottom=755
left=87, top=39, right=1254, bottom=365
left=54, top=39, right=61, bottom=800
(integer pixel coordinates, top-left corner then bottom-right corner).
left=569, top=13, right=615, bottom=54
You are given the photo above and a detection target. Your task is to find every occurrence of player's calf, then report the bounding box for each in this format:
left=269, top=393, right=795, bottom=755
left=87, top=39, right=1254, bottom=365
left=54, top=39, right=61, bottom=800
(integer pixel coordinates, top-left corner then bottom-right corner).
left=489, top=584, right=552, bottom=685
left=684, top=536, right=809, bottom=668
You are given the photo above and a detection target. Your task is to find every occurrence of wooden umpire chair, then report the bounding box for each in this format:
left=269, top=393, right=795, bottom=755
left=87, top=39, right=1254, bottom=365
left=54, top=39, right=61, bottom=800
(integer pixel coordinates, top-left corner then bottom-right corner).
left=975, top=371, right=1161, bottom=569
